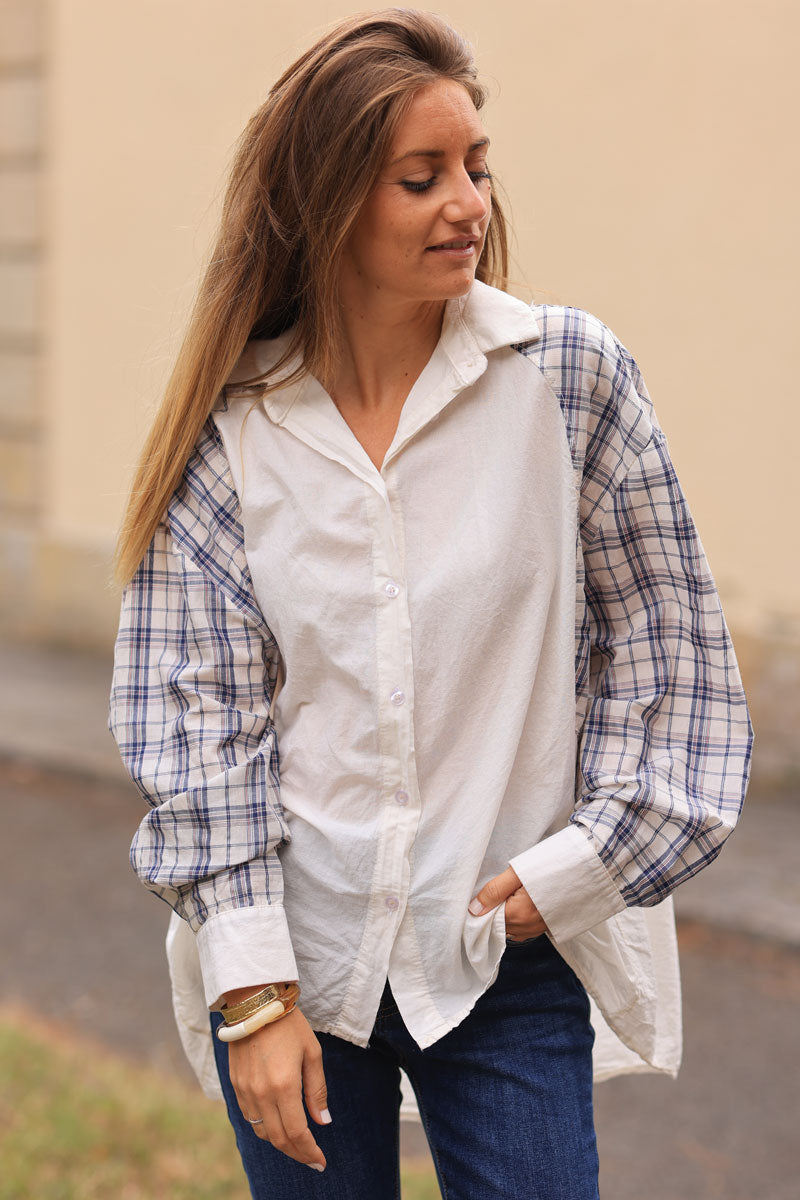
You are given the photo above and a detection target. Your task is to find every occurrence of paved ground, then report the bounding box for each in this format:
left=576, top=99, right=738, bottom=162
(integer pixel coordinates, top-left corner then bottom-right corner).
left=1, top=640, right=799, bottom=1197
left=1, top=639, right=797, bottom=948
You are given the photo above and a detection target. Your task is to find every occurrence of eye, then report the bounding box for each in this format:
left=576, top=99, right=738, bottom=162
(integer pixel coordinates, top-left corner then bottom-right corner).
left=401, top=170, right=493, bottom=194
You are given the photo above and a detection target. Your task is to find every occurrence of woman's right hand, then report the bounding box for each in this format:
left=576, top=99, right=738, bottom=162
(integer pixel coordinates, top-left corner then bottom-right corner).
left=226, top=997, right=331, bottom=1172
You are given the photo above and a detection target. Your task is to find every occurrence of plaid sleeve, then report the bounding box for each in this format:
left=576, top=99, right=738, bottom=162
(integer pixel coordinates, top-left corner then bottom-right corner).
left=109, top=418, right=298, bottom=1000
left=509, top=310, right=754, bottom=940
left=574, top=420, right=754, bottom=908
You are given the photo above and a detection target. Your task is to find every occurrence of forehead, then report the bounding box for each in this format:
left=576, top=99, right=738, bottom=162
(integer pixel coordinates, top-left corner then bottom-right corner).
left=390, top=78, right=486, bottom=151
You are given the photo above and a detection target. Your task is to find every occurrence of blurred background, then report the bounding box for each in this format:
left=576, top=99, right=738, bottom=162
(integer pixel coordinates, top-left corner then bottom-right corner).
left=0, top=2, right=797, bottom=1197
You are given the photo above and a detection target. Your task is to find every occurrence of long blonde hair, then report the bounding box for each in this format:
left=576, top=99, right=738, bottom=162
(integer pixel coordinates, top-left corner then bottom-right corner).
left=114, top=8, right=510, bottom=586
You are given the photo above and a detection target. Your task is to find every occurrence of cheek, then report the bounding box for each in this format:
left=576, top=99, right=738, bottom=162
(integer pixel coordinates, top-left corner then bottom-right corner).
left=350, top=189, right=435, bottom=267
left=363, top=210, right=413, bottom=262
left=382, top=216, right=424, bottom=263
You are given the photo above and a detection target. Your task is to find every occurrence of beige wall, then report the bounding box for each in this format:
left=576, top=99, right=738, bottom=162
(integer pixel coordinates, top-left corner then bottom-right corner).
left=1, top=2, right=797, bottom=781
left=0, top=0, right=44, bottom=636
left=43, top=0, right=798, bottom=638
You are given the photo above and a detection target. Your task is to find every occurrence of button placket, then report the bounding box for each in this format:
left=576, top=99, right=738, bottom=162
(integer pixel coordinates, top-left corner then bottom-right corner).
left=362, top=481, right=418, bottom=960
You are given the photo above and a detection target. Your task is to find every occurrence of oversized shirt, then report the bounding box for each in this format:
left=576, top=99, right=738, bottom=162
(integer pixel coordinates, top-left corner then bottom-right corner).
left=109, top=280, right=753, bottom=1099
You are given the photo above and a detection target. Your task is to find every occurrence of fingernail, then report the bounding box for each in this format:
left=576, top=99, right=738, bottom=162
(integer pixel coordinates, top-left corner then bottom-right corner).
left=468, top=898, right=484, bottom=915
left=308, top=1163, right=325, bottom=1172
left=320, top=1107, right=332, bottom=1124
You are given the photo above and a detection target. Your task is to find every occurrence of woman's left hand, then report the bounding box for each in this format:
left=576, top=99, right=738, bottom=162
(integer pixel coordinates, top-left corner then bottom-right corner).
left=468, top=866, right=549, bottom=941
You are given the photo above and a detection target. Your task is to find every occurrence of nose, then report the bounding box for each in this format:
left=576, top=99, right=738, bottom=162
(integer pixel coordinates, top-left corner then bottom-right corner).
left=441, top=167, right=489, bottom=228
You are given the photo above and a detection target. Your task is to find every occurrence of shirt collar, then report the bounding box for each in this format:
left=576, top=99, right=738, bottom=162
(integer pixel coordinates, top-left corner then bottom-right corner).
left=227, top=281, right=539, bottom=418
left=439, top=278, right=540, bottom=378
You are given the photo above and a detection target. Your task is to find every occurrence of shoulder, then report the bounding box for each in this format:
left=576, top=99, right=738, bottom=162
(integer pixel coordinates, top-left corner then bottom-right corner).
left=514, top=304, right=657, bottom=516
left=517, top=304, right=653, bottom=436
left=162, top=417, right=261, bottom=619
left=171, top=418, right=239, bottom=550
left=222, top=330, right=299, bottom=397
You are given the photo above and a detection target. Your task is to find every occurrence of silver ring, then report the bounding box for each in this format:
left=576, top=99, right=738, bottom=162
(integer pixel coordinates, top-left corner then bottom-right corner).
left=245, top=1116, right=264, bottom=1125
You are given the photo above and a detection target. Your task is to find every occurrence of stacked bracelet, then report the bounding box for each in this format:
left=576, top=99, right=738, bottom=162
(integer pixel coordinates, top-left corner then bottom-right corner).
left=221, top=984, right=285, bottom=1025
left=216, top=983, right=301, bottom=1043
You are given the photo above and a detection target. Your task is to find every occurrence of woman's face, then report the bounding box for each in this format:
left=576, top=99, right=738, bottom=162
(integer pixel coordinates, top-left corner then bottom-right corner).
left=339, top=78, right=492, bottom=309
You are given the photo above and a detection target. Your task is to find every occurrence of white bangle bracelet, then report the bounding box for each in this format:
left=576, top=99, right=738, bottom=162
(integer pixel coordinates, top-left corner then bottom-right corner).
left=216, top=998, right=288, bottom=1042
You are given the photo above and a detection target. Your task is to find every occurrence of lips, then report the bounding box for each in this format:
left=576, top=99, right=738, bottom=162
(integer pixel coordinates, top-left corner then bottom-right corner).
left=425, top=237, right=479, bottom=253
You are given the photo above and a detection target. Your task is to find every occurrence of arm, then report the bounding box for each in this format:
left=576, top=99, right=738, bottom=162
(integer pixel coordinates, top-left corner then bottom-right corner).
left=109, top=418, right=298, bottom=1006
left=509, top=358, right=754, bottom=943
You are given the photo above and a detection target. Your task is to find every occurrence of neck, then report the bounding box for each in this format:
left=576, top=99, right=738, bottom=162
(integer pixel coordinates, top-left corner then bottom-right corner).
left=329, top=281, right=448, bottom=412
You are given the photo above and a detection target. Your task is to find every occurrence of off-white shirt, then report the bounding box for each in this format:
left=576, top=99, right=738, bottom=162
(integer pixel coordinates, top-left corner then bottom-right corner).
left=111, top=280, right=752, bottom=1099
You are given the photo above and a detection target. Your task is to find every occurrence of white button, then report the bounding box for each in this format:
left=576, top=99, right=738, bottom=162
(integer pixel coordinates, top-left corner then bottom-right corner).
left=390, top=688, right=405, bottom=706
left=384, top=896, right=400, bottom=911
left=394, top=789, right=409, bottom=805
left=384, top=581, right=400, bottom=598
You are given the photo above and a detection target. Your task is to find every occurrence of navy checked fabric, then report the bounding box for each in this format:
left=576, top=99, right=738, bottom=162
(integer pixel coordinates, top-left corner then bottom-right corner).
left=109, top=419, right=288, bottom=929
left=514, top=306, right=753, bottom=906
left=109, top=304, right=753, bottom=931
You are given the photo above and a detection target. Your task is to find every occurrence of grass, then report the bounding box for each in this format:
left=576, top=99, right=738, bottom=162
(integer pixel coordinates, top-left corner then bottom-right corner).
left=0, top=1008, right=440, bottom=1199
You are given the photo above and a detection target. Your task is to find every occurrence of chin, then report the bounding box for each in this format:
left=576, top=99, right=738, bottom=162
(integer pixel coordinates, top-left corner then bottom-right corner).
left=430, top=270, right=479, bottom=302
left=445, top=273, right=478, bottom=299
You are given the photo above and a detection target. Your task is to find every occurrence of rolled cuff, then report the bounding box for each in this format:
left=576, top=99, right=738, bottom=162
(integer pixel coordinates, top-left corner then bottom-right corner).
left=508, top=823, right=627, bottom=944
left=195, top=904, right=299, bottom=1010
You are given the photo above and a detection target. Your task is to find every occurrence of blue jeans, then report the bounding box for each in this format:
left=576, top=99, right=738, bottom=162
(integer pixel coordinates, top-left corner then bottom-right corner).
left=211, top=934, right=599, bottom=1199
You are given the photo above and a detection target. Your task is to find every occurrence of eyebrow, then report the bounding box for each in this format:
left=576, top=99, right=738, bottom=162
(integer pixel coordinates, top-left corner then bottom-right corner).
left=388, top=137, right=490, bottom=167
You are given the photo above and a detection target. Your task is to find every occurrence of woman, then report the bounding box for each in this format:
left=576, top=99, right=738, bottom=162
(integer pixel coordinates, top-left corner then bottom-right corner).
left=109, top=9, right=753, bottom=1198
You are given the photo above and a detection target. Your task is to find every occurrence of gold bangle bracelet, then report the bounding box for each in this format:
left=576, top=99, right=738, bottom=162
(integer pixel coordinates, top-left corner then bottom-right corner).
left=216, top=984, right=301, bottom=1043
left=222, top=984, right=285, bottom=1025
left=223, top=983, right=300, bottom=1027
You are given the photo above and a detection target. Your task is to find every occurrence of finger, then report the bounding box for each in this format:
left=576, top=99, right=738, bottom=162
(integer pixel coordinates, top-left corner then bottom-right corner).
left=504, top=886, right=537, bottom=921
left=302, top=1038, right=332, bottom=1126
left=255, top=1099, right=321, bottom=1174
left=468, top=866, right=521, bottom=915
left=237, top=1090, right=270, bottom=1142
left=505, top=904, right=548, bottom=940
left=259, top=1102, right=288, bottom=1150
left=275, top=1088, right=327, bottom=1170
